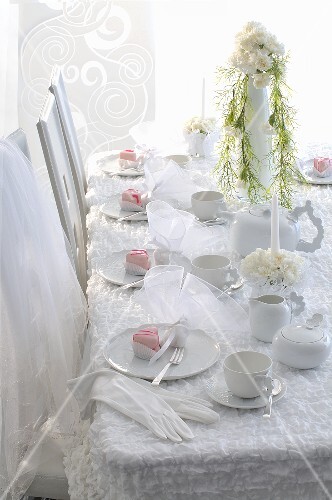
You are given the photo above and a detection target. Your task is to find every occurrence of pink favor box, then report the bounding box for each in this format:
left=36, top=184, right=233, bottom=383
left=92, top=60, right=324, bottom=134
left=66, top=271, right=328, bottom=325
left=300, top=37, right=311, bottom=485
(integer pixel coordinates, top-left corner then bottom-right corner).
left=313, top=157, right=332, bottom=177
left=133, top=326, right=160, bottom=351
left=126, top=250, right=150, bottom=270
left=121, top=189, right=142, bottom=206
left=119, top=149, right=137, bottom=161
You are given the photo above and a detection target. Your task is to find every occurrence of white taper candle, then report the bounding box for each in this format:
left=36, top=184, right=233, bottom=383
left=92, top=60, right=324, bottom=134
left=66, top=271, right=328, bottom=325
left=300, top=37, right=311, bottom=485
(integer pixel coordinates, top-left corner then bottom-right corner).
left=271, top=192, right=280, bottom=254
left=201, top=77, right=206, bottom=119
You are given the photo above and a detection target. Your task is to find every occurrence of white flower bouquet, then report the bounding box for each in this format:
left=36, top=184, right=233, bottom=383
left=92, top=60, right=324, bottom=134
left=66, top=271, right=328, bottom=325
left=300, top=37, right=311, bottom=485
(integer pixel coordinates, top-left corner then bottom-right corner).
left=229, top=21, right=285, bottom=89
left=183, top=116, right=219, bottom=157
left=184, top=116, right=217, bottom=135
left=240, top=248, right=305, bottom=293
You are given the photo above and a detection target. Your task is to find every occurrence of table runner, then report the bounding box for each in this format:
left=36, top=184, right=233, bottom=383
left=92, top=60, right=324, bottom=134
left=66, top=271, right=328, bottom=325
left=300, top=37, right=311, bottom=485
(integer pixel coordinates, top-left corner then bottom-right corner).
left=65, top=151, right=332, bottom=500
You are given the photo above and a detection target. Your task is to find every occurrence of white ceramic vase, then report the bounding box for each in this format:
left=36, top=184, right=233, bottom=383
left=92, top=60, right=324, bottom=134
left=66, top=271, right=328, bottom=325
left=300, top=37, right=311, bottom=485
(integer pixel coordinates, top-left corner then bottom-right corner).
left=237, top=77, right=273, bottom=199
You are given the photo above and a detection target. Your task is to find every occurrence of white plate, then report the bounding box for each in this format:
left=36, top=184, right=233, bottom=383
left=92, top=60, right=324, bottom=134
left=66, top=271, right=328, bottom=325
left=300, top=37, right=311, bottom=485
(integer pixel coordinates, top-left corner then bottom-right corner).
left=299, top=159, right=332, bottom=185
left=99, top=195, right=148, bottom=221
left=100, top=154, right=144, bottom=177
left=205, top=374, right=286, bottom=409
left=97, top=250, right=155, bottom=287
left=104, top=324, right=220, bottom=380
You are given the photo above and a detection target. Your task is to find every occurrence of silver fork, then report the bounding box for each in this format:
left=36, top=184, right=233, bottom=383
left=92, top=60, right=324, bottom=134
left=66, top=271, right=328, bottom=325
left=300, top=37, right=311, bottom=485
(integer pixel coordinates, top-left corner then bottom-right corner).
left=151, top=347, right=184, bottom=386
left=118, top=211, right=147, bottom=222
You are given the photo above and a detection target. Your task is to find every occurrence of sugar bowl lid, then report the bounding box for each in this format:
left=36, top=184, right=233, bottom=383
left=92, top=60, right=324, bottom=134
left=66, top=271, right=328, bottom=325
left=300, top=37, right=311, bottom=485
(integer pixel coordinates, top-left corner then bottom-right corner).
left=281, top=324, right=324, bottom=344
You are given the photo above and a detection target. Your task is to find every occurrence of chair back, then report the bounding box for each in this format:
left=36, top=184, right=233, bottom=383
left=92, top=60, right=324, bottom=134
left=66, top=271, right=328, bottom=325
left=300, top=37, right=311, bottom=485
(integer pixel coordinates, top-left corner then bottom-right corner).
left=6, top=128, right=31, bottom=161
left=37, top=92, right=87, bottom=293
left=49, top=65, right=87, bottom=198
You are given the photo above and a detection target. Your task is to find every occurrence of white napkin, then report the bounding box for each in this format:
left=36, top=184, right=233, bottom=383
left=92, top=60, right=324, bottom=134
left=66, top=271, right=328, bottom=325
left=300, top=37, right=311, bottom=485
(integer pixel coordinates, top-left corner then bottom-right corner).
left=134, top=265, right=249, bottom=342
left=67, top=370, right=218, bottom=442
left=144, top=158, right=202, bottom=209
left=147, top=200, right=221, bottom=258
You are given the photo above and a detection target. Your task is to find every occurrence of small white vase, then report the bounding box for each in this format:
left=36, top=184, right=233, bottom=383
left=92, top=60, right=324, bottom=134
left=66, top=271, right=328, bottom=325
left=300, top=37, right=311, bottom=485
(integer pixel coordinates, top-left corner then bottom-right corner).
left=185, top=131, right=217, bottom=157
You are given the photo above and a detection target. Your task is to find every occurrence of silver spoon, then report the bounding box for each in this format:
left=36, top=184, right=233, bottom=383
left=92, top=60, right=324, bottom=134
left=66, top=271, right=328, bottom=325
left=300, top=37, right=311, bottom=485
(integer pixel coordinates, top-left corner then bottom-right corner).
left=195, top=216, right=227, bottom=226
left=263, top=379, right=282, bottom=418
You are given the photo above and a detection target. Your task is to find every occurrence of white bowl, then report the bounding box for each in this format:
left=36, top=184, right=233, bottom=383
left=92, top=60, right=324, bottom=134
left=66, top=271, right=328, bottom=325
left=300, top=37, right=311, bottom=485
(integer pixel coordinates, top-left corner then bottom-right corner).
left=272, top=324, right=331, bottom=369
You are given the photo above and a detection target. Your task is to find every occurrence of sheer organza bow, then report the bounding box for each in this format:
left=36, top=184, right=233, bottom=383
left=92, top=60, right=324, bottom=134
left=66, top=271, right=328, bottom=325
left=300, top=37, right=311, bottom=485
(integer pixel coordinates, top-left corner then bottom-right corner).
left=144, top=158, right=201, bottom=209
left=147, top=200, right=221, bottom=257
left=134, top=266, right=249, bottom=363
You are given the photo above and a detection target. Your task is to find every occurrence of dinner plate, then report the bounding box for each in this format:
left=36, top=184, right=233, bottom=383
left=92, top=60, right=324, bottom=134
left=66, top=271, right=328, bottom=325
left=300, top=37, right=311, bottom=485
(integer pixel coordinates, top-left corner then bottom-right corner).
left=99, top=195, right=148, bottom=221
left=97, top=250, right=155, bottom=287
left=99, top=153, right=144, bottom=177
left=205, top=374, right=286, bottom=409
left=104, top=324, right=220, bottom=380
left=298, top=159, right=332, bottom=185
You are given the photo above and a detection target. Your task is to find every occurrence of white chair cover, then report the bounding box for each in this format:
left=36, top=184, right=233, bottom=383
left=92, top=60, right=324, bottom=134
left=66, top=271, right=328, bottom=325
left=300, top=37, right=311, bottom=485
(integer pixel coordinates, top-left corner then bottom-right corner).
left=0, top=139, right=87, bottom=499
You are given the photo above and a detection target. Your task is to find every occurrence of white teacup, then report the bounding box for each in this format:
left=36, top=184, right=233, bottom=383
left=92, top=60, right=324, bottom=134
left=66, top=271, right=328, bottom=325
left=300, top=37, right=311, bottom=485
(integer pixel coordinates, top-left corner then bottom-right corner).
left=191, top=191, right=226, bottom=221
left=164, top=154, right=191, bottom=167
left=191, top=254, right=238, bottom=290
left=223, top=351, right=273, bottom=398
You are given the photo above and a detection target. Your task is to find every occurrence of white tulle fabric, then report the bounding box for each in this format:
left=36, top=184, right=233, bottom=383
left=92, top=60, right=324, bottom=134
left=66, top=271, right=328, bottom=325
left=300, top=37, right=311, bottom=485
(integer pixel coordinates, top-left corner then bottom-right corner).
left=147, top=200, right=220, bottom=257
left=134, top=265, right=249, bottom=335
left=0, top=139, right=87, bottom=499
left=144, top=158, right=202, bottom=209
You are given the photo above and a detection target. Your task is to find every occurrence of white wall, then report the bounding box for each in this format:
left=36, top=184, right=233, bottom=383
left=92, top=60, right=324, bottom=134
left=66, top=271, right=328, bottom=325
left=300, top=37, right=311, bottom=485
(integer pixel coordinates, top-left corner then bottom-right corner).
left=17, top=0, right=156, bottom=167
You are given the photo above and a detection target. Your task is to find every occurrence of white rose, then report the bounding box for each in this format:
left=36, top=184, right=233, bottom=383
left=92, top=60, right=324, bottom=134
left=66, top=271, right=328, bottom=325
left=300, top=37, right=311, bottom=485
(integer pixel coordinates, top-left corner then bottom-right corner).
left=252, top=52, right=273, bottom=72
left=252, top=73, right=271, bottom=88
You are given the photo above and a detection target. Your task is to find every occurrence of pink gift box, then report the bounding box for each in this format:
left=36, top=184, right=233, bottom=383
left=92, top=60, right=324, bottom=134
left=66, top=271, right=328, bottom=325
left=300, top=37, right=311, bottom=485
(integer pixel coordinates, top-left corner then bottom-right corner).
left=126, top=249, right=150, bottom=270
left=121, top=189, right=142, bottom=206
left=313, top=157, right=332, bottom=177
left=132, top=326, right=160, bottom=351
left=119, top=149, right=137, bottom=161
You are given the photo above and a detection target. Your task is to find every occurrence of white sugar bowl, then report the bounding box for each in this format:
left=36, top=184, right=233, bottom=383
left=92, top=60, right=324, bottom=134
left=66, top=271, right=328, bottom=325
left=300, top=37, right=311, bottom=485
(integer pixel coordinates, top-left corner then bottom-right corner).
left=272, top=322, right=330, bottom=369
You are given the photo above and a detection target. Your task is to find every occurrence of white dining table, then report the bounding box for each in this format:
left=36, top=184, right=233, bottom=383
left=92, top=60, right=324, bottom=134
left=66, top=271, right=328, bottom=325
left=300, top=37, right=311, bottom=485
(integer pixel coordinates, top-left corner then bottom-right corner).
left=68, top=148, right=332, bottom=500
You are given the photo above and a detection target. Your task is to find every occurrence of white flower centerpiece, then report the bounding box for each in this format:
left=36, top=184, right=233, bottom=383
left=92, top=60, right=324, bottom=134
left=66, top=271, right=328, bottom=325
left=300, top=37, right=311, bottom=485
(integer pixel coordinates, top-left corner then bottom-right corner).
left=184, top=116, right=219, bottom=157
left=215, top=21, right=304, bottom=207
left=240, top=247, right=305, bottom=295
left=239, top=193, right=305, bottom=295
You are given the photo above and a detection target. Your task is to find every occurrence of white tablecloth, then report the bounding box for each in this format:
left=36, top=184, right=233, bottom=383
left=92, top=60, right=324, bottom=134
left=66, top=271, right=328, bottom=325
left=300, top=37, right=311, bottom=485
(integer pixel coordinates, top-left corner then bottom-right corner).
left=65, top=152, right=332, bottom=500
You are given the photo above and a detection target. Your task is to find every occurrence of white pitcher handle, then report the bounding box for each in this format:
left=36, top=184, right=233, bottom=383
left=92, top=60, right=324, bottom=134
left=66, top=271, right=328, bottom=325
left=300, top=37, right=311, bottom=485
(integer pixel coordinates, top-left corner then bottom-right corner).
left=289, top=200, right=324, bottom=253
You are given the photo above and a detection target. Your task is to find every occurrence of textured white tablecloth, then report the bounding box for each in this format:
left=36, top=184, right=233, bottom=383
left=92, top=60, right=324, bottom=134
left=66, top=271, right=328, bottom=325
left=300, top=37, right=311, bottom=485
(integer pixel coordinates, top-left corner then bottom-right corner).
left=65, top=150, right=332, bottom=500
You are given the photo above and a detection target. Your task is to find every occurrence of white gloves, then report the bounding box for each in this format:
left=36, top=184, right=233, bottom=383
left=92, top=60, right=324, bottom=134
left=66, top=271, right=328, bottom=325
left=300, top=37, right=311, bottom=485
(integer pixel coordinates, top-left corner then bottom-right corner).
left=134, top=377, right=219, bottom=424
left=68, top=370, right=219, bottom=442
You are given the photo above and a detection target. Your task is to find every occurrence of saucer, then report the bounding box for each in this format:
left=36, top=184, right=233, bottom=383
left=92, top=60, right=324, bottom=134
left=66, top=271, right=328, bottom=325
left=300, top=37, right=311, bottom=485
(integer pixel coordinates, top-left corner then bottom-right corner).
left=99, top=195, right=148, bottom=221
left=299, top=159, right=332, bottom=185
left=205, top=374, right=286, bottom=409
left=100, top=153, right=144, bottom=177
left=96, top=250, right=155, bottom=287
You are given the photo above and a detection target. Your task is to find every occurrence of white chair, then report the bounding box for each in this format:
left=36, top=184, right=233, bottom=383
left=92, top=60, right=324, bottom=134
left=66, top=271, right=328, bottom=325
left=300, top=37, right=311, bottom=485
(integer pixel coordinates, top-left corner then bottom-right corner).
left=49, top=66, right=87, bottom=212
left=37, top=92, right=87, bottom=293
left=6, top=127, right=31, bottom=160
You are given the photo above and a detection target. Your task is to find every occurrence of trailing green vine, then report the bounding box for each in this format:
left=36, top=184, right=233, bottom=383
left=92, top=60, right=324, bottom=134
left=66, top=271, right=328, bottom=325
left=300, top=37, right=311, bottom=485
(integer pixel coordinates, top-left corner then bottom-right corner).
left=214, top=21, right=305, bottom=208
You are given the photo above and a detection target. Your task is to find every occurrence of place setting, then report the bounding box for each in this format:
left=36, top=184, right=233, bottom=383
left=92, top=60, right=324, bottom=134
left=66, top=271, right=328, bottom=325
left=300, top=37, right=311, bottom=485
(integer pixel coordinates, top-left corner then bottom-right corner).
left=99, top=148, right=149, bottom=177
left=103, top=265, right=249, bottom=383
left=297, top=157, right=332, bottom=185
left=99, top=188, right=149, bottom=221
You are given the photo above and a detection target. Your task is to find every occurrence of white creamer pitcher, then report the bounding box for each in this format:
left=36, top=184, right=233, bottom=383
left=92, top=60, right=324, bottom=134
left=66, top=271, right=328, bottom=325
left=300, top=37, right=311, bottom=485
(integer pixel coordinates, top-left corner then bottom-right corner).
left=249, top=294, right=305, bottom=343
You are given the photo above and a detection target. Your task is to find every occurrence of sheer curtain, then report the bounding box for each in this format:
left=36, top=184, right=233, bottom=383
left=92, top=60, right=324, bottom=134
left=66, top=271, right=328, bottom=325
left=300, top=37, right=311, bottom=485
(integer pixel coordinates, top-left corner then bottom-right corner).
left=0, top=0, right=18, bottom=136
left=153, top=0, right=332, bottom=148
